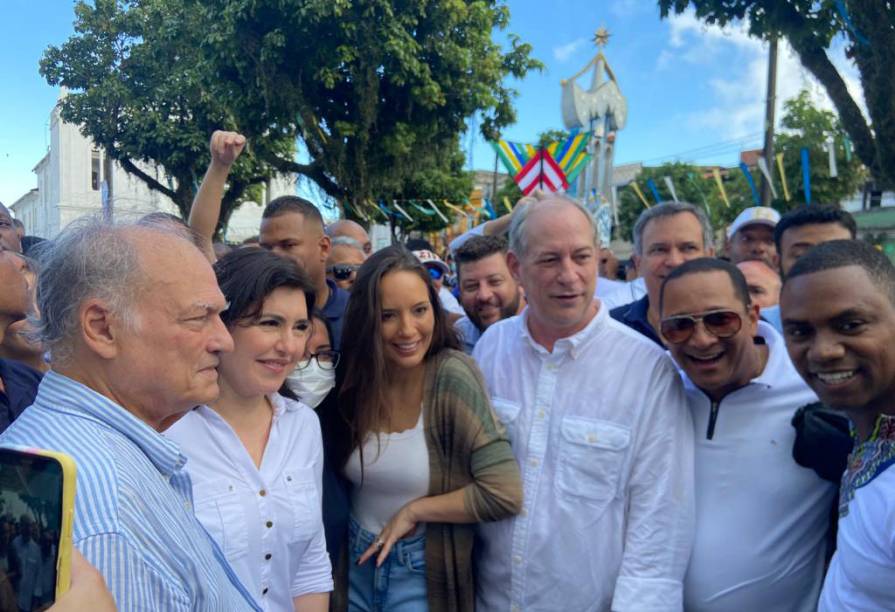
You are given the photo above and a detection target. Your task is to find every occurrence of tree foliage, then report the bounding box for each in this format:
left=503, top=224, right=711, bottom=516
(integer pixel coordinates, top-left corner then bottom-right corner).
left=658, top=0, right=895, bottom=189
left=41, top=0, right=540, bottom=231
left=775, top=90, right=866, bottom=206
left=40, top=0, right=286, bottom=236
left=194, top=0, right=541, bottom=219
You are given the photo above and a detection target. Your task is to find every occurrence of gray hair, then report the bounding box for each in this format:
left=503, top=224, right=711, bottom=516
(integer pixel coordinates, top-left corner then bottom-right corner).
left=632, top=201, right=714, bottom=256
left=508, top=194, right=599, bottom=257
left=32, top=218, right=186, bottom=364
left=331, top=235, right=365, bottom=252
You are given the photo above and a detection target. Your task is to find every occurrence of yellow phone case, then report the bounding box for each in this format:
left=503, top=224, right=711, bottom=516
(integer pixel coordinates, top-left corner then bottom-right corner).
left=6, top=446, right=77, bottom=600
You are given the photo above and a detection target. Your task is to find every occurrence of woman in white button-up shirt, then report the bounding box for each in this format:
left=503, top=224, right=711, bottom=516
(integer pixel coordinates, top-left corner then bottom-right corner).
left=166, top=248, right=332, bottom=612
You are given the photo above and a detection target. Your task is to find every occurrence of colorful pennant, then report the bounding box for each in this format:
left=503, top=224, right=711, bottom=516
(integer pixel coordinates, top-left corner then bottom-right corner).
left=801, top=148, right=812, bottom=205
left=516, top=150, right=568, bottom=195
left=663, top=176, right=679, bottom=202
left=629, top=182, right=650, bottom=209
left=646, top=178, right=662, bottom=204
left=756, top=157, right=778, bottom=199
left=739, top=162, right=761, bottom=206
left=775, top=153, right=791, bottom=201
left=712, top=168, right=730, bottom=208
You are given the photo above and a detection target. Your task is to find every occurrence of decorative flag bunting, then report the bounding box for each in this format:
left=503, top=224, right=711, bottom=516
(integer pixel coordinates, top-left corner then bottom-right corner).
left=443, top=199, right=467, bottom=217
left=515, top=150, right=569, bottom=195
left=392, top=200, right=414, bottom=222
left=426, top=199, right=450, bottom=224
left=629, top=182, right=650, bottom=208
left=843, top=136, right=853, bottom=162
left=801, top=148, right=812, bottom=205
left=483, top=199, right=497, bottom=220
left=646, top=178, right=662, bottom=204
left=739, top=162, right=761, bottom=205
left=686, top=172, right=711, bottom=215
left=712, top=168, right=731, bottom=207
left=756, top=157, right=778, bottom=199
left=663, top=176, right=679, bottom=202
left=826, top=137, right=838, bottom=178
left=834, top=0, right=869, bottom=46
left=775, top=153, right=791, bottom=201
left=546, top=129, right=593, bottom=184
left=491, top=139, right=537, bottom=175
left=503, top=197, right=513, bottom=214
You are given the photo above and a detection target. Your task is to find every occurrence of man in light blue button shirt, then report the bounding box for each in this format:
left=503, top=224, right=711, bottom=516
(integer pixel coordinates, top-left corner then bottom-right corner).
left=1, top=219, right=259, bottom=611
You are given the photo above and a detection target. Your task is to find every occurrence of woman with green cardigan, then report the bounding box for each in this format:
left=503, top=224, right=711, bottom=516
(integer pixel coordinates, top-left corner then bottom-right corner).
left=326, top=245, right=522, bottom=611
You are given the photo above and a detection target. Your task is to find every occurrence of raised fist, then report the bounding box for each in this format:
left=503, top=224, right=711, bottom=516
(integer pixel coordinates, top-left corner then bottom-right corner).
left=209, top=130, right=246, bottom=167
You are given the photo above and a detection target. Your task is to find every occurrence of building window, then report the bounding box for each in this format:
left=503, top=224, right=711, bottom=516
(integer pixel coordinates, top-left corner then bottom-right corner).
left=91, top=149, right=101, bottom=191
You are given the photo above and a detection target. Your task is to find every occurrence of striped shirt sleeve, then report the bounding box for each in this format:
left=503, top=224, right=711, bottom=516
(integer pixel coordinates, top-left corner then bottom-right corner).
left=78, top=533, right=191, bottom=612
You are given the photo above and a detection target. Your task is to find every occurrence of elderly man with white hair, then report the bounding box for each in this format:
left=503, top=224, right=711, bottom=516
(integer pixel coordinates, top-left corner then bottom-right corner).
left=0, top=219, right=260, bottom=611
left=472, top=195, right=695, bottom=611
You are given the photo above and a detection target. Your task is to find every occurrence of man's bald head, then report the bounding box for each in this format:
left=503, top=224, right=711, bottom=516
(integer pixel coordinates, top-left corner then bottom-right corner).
left=737, top=259, right=781, bottom=309
left=327, top=219, right=371, bottom=257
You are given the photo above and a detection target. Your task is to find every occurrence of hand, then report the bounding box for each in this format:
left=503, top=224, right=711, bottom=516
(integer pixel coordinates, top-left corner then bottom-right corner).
left=49, top=549, right=116, bottom=612
left=357, top=502, right=419, bottom=568
left=209, top=130, right=246, bottom=167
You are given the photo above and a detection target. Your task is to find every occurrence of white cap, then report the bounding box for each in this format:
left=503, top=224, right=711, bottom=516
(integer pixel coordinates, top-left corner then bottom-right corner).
left=412, top=249, right=450, bottom=275
left=727, top=206, right=781, bottom=238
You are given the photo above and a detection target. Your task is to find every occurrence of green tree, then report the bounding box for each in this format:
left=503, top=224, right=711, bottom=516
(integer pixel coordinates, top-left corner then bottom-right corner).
left=658, top=0, right=895, bottom=189
left=615, top=162, right=753, bottom=243
left=774, top=90, right=866, bottom=206
left=40, top=0, right=288, bottom=237
left=195, top=0, right=541, bottom=221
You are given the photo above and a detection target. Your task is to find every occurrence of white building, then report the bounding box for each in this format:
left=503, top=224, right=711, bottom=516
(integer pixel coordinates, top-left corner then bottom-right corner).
left=11, top=97, right=294, bottom=242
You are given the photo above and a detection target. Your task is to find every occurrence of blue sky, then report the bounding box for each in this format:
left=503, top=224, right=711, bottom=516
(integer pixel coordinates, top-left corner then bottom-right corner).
left=0, top=0, right=863, bottom=207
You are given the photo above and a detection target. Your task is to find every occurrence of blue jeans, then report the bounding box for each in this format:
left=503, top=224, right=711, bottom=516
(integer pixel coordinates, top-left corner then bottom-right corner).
left=348, top=516, right=428, bottom=611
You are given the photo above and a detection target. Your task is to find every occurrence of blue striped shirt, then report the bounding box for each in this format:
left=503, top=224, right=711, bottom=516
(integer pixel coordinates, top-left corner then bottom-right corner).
left=0, top=371, right=261, bottom=611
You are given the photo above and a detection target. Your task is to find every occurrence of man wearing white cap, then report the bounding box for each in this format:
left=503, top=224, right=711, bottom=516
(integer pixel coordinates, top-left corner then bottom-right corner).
left=413, top=248, right=465, bottom=315
left=726, top=206, right=781, bottom=269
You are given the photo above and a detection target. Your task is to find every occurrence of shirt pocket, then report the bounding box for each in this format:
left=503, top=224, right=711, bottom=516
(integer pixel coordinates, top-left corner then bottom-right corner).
left=491, top=397, right=522, bottom=443
left=192, top=479, right=249, bottom=563
left=556, top=417, right=630, bottom=509
left=283, top=467, right=321, bottom=543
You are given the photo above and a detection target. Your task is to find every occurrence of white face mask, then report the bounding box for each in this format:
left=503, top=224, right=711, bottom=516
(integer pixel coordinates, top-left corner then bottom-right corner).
left=286, top=361, right=336, bottom=409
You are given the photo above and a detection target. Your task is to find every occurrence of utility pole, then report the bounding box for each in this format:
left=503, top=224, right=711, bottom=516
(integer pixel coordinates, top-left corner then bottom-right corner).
left=761, top=35, right=778, bottom=206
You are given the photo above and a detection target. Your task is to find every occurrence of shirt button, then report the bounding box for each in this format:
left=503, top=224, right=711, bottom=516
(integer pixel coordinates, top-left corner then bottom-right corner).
left=511, top=604, right=520, bottom=612
left=513, top=554, right=522, bottom=565
left=587, top=434, right=598, bottom=443
left=520, top=508, right=528, bottom=517
left=537, top=410, right=545, bottom=419
left=528, top=457, right=539, bottom=468
left=265, top=553, right=272, bottom=561
left=266, top=521, right=273, bottom=528
left=259, top=489, right=267, bottom=497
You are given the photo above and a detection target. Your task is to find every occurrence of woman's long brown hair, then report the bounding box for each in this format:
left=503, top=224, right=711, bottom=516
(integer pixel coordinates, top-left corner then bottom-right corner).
left=332, top=245, right=460, bottom=472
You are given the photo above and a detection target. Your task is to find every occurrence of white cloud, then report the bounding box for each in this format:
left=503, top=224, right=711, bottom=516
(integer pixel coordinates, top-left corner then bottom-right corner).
left=661, top=8, right=867, bottom=144
left=609, top=0, right=650, bottom=19
left=553, top=37, right=588, bottom=63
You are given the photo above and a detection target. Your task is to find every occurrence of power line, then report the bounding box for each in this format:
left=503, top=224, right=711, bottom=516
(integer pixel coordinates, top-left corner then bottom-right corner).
left=633, top=131, right=765, bottom=165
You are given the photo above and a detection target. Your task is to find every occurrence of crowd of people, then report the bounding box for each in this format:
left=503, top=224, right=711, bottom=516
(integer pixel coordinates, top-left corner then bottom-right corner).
left=0, top=129, right=892, bottom=611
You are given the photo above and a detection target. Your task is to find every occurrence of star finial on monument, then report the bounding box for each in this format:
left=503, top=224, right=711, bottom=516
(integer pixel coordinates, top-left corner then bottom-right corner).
left=593, top=26, right=610, bottom=48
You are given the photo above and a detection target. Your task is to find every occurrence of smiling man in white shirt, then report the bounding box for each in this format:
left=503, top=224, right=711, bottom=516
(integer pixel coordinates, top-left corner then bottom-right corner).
left=472, top=195, right=695, bottom=611
left=659, top=257, right=835, bottom=612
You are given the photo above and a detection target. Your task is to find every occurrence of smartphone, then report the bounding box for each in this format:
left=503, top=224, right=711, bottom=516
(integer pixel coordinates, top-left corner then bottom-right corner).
left=0, top=447, right=76, bottom=612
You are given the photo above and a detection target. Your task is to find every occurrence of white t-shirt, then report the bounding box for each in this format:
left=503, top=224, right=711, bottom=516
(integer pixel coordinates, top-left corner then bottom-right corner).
left=438, top=286, right=465, bottom=315
left=599, top=277, right=647, bottom=311
left=819, top=446, right=895, bottom=611
left=454, top=315, right=482, bottom=354
left=344, top=412, right=430, bottom=534
left=165, top=395, right=333, bottom=610
left=679, top=322, right=836, bottom=612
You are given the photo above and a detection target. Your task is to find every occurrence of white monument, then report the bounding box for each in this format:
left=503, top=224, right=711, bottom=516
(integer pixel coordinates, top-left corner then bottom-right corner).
left=561, top=27, right=627, bottom=222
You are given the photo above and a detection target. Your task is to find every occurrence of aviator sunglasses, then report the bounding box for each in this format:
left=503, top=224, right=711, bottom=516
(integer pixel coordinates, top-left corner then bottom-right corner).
left=659, top=309, right=743, bottom=344
left=328, top=264, right=359, bottom=281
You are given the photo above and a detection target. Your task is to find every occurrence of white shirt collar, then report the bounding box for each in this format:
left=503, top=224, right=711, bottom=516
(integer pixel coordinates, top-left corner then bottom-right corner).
left=520, top=300, right=606, bottom=359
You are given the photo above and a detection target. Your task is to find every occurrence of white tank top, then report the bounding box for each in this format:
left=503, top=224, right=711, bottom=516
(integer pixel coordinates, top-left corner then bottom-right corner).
left=344, top=411, right=431, bottom=533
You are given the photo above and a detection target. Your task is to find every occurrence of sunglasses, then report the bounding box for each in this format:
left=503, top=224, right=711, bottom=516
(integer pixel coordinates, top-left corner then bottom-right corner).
left=427, top=266, right=444, bottom=281
left=328, top=264, right=359, bottom=281
left=659, top=309, right=743, bottom=344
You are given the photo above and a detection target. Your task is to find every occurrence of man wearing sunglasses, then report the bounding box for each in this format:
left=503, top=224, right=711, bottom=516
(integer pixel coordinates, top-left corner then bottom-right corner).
left=780, top=240, right=895, bottom=612
left=611, top=202, right=715, bottom=346
left=659, top=257, right=835, bottom=612
left=326, top=236, right=365, bottom=290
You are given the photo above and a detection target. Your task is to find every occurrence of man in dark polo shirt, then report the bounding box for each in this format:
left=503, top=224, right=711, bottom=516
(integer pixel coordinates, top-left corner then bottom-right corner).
left=0, top=249, right=41, bottom=432
left=610, top=202, right=715, bottom=346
